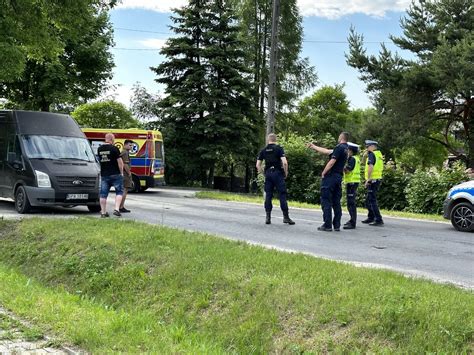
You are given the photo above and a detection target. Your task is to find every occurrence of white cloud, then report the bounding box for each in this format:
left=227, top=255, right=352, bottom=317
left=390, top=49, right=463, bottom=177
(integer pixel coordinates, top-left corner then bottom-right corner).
left=139, top=38, right=168, bottom=50
left=98, top=84, right=133, bottom=107
left=117, top=0, right=412, bottom=18
left=116, top=0, right=187, bottom=13
left=297, top=0, right=412, bottom=19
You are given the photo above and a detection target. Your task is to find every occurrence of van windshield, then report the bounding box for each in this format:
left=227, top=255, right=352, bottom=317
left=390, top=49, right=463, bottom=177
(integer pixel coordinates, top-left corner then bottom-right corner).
left=21, top=135, right=96, bottom=162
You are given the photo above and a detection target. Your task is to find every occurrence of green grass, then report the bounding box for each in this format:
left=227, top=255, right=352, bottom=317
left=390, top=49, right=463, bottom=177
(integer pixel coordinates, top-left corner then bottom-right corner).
left=195, top=191, right=446, bottom=222
left=0, top=218, right=472, bottom=353
left=0, top=311, right=43, bottom=342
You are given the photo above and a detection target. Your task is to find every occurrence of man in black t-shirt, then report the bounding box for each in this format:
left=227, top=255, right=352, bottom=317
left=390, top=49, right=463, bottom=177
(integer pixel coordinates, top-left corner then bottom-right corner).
left=307, top=132, right=349, bottom=231
left=98, top=133, right=124, bottom=218
left=256, top=133, right=295, bottom=225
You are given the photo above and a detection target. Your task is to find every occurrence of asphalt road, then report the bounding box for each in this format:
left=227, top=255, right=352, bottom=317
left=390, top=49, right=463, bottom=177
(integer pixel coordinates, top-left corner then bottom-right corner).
left=1, top=188, right=473, bottom=288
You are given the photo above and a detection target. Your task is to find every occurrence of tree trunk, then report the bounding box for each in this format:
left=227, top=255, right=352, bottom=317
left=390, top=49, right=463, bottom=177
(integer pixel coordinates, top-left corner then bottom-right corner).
left=207, top=163, right=215, bottom=188
left=259, top=2, right=269, bottom=121
left=230, top=163, right=235, bottom=192
left=253, top=0, right=260, bottom=108
left=244, top=163, right=251, bottom=193
left=200, top=166, right=208, bottom=188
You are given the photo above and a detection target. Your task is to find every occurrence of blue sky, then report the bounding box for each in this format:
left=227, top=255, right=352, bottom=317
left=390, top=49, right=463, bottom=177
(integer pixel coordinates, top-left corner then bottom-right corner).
left=107, top=1, right=413, bottom=109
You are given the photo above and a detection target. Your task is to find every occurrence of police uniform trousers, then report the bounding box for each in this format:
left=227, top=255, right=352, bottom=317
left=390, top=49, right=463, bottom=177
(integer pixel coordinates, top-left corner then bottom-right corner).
left=346, top=183, right=359, bottom=226
left=321, top=172, right=343, bottom=229
left=264, top=168, right=289, bottom=213
left=366, top=180, right=383, bottom=223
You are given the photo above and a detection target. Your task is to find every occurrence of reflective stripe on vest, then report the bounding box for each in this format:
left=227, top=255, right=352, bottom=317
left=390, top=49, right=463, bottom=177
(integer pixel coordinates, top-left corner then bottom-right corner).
left=365, top=150, right=383, bottom=180
left=344, top=155, right=361, bottom=183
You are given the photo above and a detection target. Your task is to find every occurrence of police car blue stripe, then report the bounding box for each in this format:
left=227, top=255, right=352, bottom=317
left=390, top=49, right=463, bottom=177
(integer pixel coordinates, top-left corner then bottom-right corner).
left=450, top=188, right=474, bottom=197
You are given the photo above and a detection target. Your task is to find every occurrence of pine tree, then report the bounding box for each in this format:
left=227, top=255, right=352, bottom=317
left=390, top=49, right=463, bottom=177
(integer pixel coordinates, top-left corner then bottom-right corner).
left=347, top=0, right=473, bottom=167
left=152, top=0, right=258, bottom=187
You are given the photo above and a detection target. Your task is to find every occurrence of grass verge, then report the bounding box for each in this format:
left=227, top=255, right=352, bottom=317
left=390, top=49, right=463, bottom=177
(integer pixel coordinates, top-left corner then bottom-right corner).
left=0, top=218, right=471, bottom=353
left=195, top=191, right=445, bottom=222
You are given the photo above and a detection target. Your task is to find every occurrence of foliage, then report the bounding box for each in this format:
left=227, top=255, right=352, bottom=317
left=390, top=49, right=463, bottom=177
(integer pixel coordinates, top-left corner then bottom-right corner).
left=71, top=101, right=141, bottom=129
left=130, top=83, right=162, bottom=123
left=377, top=165, right=410, bottom=211
left=405, top=163, right=468, bottom=214
left=347, top=0, right=474, bottom=167
left=152, top=0, right=258, bottom=187
left=0, top=1, right=115, bottom=111
left=0, top=218, right=472, bottom=352
left=280, top=133, right=335, bottom=203
left=294, top=84, right=350, bottom=140
left=0, top=0, right=116, bottom=83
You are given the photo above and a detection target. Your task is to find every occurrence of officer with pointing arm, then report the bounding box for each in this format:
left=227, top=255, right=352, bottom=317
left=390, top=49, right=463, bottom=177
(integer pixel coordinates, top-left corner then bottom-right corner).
left=307, top=132, right=349, bottom=232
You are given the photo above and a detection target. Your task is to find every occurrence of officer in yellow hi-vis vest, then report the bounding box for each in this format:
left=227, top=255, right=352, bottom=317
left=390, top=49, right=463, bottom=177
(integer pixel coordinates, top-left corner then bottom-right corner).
left=362, top=140, right=384, bottom=226
left=343, top=143, right=360, bottom=229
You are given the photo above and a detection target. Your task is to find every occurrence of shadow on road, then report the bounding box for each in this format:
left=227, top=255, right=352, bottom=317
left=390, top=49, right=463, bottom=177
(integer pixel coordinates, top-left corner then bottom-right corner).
left=0, top=199, right=91, bottom=216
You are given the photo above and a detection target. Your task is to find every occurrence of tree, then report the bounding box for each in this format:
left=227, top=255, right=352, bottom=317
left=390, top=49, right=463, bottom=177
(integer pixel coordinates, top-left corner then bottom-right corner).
left=347, top=0, right=474, bottom=167
left=71, top=101, right=141, bottom=129
left=294, top=85, right=350, bottom=140
left=152, top=0, right=258, bottom=187
left=0, top=0, right=116, bottom=82
left=235, top=0, right=317, bottom=128
left=0, top=1, right=115, bottom=111
left=130, top=84, right=162, bottom=123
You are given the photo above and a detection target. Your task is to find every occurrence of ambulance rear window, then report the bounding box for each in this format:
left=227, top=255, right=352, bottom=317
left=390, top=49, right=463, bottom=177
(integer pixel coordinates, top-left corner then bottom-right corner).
left=155, top=141, right=163, bottom=159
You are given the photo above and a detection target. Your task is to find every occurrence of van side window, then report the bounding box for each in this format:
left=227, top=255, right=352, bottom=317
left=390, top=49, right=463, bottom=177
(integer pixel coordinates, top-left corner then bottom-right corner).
left=14, top=136, right=23, bottom=159
left=1, top=123, right=15, bottom=163
left=0, top=129, right=5, bottom=163
left=5, top=127, right=15, bottom=157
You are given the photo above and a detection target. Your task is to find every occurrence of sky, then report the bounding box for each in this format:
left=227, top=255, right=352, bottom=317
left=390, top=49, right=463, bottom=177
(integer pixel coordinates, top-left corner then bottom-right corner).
left=106, top=0, right=413, bottom=110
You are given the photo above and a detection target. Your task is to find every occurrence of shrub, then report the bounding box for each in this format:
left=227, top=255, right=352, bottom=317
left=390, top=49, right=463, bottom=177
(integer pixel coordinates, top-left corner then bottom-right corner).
left=377, top=164, right=410, bottom=210
left=405, top=163, right=468, bottom=214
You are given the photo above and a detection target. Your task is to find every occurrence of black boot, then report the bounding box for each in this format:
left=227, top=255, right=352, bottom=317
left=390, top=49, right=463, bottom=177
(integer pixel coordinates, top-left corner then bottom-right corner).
left=283, top=212, right=295, bottom=225
left=266, top=212, right=271, bottom=224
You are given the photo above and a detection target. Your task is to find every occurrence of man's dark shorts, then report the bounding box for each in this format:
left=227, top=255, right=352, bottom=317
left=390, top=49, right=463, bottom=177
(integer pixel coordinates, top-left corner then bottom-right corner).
left=100, top=174, right=124, bottom=198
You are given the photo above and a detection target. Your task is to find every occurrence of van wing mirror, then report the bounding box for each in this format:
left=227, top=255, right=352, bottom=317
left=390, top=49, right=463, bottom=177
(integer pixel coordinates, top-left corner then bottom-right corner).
left=7, top=152, right=23, bottom=170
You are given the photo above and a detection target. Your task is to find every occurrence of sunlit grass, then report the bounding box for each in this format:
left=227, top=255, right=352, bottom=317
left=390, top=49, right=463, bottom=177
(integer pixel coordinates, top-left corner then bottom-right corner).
left=0, top=218, right=470, bottom=353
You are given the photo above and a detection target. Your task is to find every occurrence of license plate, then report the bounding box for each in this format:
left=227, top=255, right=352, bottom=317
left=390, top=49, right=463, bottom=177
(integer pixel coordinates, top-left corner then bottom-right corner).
left=66, top=194, right=88, bottom=200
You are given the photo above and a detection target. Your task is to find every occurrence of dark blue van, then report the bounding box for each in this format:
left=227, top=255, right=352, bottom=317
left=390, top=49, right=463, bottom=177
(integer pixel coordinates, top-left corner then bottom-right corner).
left=0, top=110, right=101, bottom=213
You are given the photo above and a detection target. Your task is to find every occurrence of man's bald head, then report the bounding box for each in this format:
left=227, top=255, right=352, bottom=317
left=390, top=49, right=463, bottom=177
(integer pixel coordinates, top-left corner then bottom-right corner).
left=105, top=133, right=115, bottom=144
left=267, top=133, right=277, bottom=143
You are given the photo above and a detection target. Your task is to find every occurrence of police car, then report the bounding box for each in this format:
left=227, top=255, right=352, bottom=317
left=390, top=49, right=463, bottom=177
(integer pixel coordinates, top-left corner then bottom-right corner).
left=443, top=180, right=474, bottom=232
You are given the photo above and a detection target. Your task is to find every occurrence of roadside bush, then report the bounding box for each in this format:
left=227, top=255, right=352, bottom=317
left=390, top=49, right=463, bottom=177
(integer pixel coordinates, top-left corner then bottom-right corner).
left=377, top=164, right=410, bottom=210
left=405, top=163, right=468, bottom=214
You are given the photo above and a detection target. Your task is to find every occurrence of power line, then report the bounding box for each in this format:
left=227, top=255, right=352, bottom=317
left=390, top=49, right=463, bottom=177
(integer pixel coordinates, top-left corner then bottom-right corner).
left=112, top=47, right=159, bottom=51
left=115, top=27, right=172, bottom=35
left=114, top=26, right=394, bottom=45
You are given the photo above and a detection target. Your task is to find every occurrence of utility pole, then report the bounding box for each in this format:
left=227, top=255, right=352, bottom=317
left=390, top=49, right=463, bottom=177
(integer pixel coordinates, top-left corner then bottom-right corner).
left=266, top=0, right=280, bottom=137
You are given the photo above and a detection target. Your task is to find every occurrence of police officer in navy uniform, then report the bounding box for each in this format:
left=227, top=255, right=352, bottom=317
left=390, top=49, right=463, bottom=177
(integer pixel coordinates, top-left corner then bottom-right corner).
left=256, top=133, right=295, bottom=225
left=362, top=140, right=384, bottom=226
left=343, top=143, right=361, bottom=229
left=307, top=132, right=349, bottom=232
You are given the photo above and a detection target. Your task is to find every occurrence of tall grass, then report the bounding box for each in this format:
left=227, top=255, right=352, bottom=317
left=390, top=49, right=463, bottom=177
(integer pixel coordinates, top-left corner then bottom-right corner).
left=0, top=218, right=471, bottom=353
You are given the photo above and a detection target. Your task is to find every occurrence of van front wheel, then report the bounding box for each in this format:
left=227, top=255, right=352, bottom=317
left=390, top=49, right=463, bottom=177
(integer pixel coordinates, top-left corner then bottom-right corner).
left=15, top=186, right=32, bottom=214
